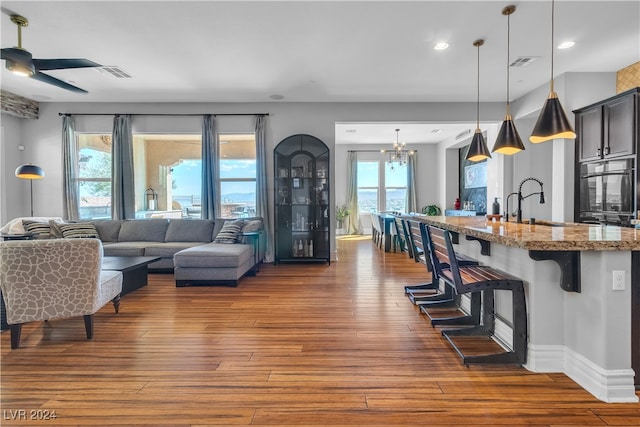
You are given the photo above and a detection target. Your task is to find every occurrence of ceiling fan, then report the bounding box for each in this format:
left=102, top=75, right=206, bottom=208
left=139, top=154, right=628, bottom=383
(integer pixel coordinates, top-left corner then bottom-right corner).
left=1, top=14, right=101, bottom=93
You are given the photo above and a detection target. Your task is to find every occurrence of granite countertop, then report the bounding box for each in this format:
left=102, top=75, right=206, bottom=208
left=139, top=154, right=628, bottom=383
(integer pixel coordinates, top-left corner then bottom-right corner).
left=410, top=215, right=640, bottom=251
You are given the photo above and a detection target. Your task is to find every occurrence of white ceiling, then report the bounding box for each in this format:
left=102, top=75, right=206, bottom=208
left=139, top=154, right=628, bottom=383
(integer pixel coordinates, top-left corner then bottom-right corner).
left=1, top=0, right=638, bottom=143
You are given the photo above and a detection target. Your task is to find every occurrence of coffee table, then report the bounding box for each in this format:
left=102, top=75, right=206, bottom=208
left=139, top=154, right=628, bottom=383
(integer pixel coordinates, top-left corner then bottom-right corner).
left=102, top=256, right=161, bottom=296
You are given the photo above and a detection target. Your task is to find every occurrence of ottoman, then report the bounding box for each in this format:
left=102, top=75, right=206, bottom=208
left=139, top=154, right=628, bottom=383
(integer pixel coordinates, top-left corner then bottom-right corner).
left=173, top=243, right=256, bottom=287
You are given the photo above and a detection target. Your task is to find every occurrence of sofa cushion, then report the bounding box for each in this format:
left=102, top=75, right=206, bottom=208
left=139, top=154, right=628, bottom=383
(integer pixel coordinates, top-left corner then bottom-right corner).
left=101, top=242, right=148, bottom=257
left=144, top=242, right=204, bottom=258
left=94, top=220, right=124, bottom=242
left=174, top=243, right=253, bottom=268
left=118, top=219, right=169, bottom=242
left=22, top=220, right=52, bottom=239
left=164, top=219, right=215, bottom=243
left=214, top=220, right=244, bottom=244
left=58, top=222, right=100, bottom=239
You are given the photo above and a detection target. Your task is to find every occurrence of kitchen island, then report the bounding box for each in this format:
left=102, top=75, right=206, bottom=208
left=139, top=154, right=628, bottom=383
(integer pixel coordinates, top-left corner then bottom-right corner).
left=411, top=215, right=639, bottom=403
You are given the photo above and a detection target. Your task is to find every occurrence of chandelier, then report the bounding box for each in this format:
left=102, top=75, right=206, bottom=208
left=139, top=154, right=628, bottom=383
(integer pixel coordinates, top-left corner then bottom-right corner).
left=382, top=128, right=414, bottom=170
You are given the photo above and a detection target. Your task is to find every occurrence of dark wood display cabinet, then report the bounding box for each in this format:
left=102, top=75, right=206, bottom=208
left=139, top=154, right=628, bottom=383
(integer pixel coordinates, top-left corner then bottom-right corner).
left=274, top=134, right=330, bottom=264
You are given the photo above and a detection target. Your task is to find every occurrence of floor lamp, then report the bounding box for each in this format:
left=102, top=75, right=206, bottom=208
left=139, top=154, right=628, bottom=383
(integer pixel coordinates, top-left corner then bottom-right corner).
left=15, top=164, right=45, bottom=217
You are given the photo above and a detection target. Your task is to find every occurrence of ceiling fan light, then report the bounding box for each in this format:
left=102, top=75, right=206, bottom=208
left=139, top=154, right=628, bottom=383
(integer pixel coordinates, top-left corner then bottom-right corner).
left=466, top=129, right=491, bottom=162
left=5, top=59, right=34, bottom=77
left=530, top=92, right=576, bottom=143
left=492, top=115, right=525, bottom=155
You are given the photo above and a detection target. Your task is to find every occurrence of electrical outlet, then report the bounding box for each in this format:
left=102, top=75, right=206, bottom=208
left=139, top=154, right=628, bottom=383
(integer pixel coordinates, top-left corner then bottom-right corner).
left=612, top=270, right=625, bottom=291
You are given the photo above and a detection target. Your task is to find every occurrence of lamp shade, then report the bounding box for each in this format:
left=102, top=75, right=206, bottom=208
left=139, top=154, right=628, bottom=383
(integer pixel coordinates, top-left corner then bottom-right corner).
left=529, top=93, right=576, bottom=143
left=492, top=115, right=525, bottom=155
left=466, top=129, right=491, bottom=162
left=15, top=164, right=45, bottom=179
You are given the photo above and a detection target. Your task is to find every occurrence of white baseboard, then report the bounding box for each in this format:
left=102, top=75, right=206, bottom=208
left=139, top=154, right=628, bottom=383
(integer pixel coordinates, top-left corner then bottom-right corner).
left=447, top=293, right=637, bottom=403
left=525, top=344, right=638, bottom=403
left=564, top=348, right=638, bottom=403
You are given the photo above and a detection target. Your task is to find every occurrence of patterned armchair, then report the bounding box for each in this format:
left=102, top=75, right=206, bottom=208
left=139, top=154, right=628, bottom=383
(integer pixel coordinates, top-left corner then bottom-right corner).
left=0, top=238, right=122, bottom=349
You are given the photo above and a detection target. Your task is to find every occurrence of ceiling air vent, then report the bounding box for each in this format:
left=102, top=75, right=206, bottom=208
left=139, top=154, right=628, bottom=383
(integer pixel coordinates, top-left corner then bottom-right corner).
left=96, top=66, right=132, bottom=78
left=510, top=56, right=539, bottom=67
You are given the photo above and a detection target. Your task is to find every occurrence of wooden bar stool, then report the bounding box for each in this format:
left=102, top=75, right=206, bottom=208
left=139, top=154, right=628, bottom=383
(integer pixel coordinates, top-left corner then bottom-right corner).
left=403, top=220, right=440, bottom=299
left=418, top=222, right=481, bottom=327
left=392, top=216, right=411, bottom=256
left=430, top=226, right=528, bottom=365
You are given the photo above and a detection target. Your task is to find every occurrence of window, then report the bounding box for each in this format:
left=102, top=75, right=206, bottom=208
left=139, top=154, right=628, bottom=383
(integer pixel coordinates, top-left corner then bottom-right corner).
left=132, top=134, right=202, bottom=218
left=385, top=162, right=408, bottom=212
left=357, top=161, right=379, bottom=213
left=356, top=159, right=408, bottom=213
left=74, top=131, right=257, bottom=220
left=77, top=134, right=112, bottom=220
left=219, top=133, right=256, bottom=218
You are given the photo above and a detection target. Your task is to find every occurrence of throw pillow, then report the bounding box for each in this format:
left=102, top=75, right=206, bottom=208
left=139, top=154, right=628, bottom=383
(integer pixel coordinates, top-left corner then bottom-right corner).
left=59, top=222, right=99, bottom=239
left=241, top=219, right=263, bottom=233
left=214, top=220, right=244, bottom=244
left=22, top=220, right=52, bottom=239
left=48, top=219, right=74, bottom=238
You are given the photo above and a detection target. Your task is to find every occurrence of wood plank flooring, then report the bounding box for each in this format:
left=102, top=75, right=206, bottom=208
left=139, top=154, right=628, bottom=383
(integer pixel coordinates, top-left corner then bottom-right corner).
left=1, top=235, right=638, bottom=426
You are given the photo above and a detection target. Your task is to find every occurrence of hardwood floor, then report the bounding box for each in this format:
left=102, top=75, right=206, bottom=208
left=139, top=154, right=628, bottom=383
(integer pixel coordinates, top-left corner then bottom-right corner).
left=1, top=236, right=638, bottom=426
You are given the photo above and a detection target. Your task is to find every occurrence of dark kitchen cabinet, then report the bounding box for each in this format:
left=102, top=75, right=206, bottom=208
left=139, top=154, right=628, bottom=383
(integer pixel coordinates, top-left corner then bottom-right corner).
left=274, top=134, right=330, bottom=264
left=575, top=88, right=638, bottom=162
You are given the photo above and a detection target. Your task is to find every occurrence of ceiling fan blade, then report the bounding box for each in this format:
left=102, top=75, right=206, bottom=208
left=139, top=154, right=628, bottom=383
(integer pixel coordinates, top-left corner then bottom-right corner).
left=33, top=58, right=101, bottom=71
left=32, top=71, right=88, bottom=93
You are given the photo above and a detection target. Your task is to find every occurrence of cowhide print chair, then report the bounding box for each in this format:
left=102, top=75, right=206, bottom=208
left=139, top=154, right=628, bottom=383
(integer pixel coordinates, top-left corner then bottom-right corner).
left=0, top=238, right=122, bottom=349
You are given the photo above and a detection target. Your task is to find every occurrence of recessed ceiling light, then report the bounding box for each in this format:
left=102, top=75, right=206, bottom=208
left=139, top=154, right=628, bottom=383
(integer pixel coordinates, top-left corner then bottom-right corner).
left=557, top=41, right=575, bottom=49
left=434, top=42, right=449, bottom=51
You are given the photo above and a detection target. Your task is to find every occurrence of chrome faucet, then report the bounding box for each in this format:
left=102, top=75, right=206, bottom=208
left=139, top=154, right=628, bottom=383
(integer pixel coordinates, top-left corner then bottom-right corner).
left=517, top=177, right=545, bottom=223
left=504, top=192, right=518, bottom=222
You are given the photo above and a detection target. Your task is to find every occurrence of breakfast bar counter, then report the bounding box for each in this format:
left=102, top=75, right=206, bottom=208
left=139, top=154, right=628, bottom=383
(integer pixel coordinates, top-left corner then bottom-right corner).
left=413, top=215, right=640, bottom=251
left=410, top=215, right=639, bottom=403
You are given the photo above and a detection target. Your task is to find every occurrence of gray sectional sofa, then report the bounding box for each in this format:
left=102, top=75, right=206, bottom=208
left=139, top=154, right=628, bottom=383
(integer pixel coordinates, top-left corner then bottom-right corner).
left=93, top=217, right=265, bottom=287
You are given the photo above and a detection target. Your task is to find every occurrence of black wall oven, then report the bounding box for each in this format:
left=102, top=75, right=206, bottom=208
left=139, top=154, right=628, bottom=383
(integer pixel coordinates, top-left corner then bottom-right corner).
left=579, top=159, right=636, bottom=226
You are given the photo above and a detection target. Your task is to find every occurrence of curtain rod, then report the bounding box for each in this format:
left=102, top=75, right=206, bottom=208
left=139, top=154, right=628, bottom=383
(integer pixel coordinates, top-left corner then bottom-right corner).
left=58, top=112, right=269, bottom=117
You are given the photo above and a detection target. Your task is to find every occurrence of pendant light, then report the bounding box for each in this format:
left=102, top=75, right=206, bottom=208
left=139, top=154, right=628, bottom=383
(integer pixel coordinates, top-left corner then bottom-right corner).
left=492, top=5, right=525, bottom=155
left=529, top=0, right=576, bottom=143
left=466, top=39, right=491, bottom=162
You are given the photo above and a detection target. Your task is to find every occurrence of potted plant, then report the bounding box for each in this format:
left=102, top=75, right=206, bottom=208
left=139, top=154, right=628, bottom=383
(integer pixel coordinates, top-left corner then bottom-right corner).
left=336, top=205, right=350, bottom=230
left=422, top=204, right=441, bottom=216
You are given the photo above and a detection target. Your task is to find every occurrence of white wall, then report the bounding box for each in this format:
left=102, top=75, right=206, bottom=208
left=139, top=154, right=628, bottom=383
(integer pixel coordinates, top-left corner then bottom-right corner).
left=1, top=113, right=27, bottom=224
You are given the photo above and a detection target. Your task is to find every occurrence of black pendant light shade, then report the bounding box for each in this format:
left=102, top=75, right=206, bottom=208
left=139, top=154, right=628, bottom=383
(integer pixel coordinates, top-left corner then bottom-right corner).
left=530, top=94, right=576, bottom=144
left=15, top=163, right=45, bottom=179
left=492, top=5, right=524, bottom=156
left=492, top=115, right=525, bottom=155
left=467, top=130, right=492, bottom=161
left=529, top=0, right=576, bottom=143
left=466, top=39, right=491, bottom=162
